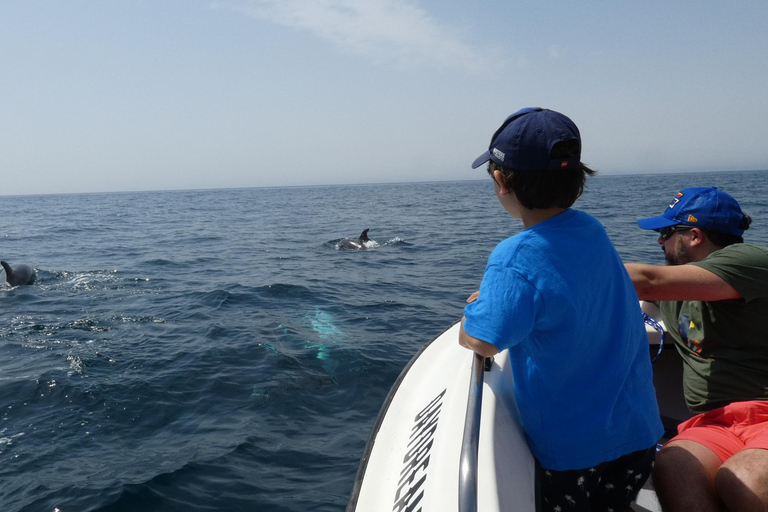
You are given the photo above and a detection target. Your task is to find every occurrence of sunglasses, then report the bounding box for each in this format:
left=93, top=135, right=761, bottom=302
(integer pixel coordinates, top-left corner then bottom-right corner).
left=658, top=225, right=694, bottom=241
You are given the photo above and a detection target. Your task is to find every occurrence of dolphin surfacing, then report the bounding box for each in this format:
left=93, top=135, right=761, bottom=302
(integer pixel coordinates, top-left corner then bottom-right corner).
left=338, top=229, right=374, bottom=250
left=1, top=260, right=37, bottom=286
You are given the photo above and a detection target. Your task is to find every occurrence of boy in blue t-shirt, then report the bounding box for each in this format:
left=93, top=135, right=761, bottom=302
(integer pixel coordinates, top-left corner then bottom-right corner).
left=461, top=108, right=663, bottom=512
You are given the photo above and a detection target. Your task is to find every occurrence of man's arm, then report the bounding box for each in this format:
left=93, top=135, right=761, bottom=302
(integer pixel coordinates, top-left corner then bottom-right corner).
left=459, top=317, right=500, bottom=357
left=624, top=263, right=742, bottom=301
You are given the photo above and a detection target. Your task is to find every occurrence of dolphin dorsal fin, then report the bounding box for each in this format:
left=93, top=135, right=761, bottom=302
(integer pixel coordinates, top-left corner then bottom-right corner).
left=359, top=229, right=370, bottom=242
left=1, top=261, right=10, bottom=277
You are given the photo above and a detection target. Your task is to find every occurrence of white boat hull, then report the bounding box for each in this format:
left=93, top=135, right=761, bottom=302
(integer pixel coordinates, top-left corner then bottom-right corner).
left=348, top=322, right=535, bottom=512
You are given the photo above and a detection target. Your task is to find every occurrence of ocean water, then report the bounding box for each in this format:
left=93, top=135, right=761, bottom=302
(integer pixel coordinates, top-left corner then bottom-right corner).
left=1, top=170, right=767, bottom=512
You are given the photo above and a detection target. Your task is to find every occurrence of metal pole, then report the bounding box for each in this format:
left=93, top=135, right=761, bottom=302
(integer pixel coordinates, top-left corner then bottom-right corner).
left=459, top=353, right=486, bottom=512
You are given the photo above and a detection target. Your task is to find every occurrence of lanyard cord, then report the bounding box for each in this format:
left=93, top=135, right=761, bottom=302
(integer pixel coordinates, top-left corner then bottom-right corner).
left=643, top=312, right=665, bottom=363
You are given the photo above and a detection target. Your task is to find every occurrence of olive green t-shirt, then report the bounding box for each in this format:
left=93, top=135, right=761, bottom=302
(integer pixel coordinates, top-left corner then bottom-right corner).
left=660, top=243, right=768, bottom=413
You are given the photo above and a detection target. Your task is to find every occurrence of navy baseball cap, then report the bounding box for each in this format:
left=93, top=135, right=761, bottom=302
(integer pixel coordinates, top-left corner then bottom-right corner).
left=471, top=107, right=581, bottom=170
left=637, top=187, right=747, bottom=236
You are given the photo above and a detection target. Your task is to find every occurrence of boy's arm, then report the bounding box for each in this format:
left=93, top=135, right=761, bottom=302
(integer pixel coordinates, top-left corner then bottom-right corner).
left=624, top=263, right=741, bottom=301
left=459, top=317, right=500, bottom=357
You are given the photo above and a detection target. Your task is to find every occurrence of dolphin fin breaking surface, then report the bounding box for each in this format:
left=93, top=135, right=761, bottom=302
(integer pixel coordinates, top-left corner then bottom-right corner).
left=1, top=260, right=37, bottom=286
left=338, top=229, right=377, bottom=250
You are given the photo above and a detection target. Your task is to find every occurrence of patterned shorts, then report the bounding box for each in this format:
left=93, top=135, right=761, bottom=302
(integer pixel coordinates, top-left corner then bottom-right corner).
left=537, top=446, right=656, bottom=512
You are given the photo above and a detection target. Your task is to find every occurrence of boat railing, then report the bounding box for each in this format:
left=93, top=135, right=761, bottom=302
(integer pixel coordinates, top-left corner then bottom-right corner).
left=458, top=352, right=488, bottom=512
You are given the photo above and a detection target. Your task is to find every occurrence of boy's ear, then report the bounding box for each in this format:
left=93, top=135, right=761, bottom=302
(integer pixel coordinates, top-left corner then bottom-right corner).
left=492, top=170, right=509, bottom=196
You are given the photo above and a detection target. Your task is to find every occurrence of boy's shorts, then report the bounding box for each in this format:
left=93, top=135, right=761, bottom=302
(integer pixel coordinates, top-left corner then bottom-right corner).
left=537, top=446, right=656, bottom=512
left=672, top=399, right=768, bottom=463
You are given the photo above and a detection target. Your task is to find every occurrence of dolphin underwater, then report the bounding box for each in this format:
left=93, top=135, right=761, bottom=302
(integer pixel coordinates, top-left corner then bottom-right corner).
left=338, top=229, right=376, bottom=250
left=1, top=260, right=37, bottom=286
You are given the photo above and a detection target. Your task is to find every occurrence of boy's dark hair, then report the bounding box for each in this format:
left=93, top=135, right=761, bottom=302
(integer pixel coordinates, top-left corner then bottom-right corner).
left=702, top=214, right=752, bottom=247
left=487, top=139, right=597, bottom=209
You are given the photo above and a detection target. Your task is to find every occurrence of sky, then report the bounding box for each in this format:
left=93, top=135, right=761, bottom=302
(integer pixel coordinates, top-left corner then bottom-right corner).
left=1, top=1, right=767, bottom=196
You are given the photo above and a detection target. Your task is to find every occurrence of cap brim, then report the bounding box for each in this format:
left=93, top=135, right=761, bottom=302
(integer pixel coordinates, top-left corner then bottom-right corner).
left=471, top=151, right=491, bottom=169
left=637, top=215, right=678, bottom=231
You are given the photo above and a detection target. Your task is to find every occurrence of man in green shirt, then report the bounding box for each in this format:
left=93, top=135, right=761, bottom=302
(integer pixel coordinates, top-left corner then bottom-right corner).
left=625, top=187, right=768, bottom=512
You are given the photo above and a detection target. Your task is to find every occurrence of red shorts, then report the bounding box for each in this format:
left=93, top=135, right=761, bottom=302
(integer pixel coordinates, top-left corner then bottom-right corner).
left=673, top=400, right=768, bottom=462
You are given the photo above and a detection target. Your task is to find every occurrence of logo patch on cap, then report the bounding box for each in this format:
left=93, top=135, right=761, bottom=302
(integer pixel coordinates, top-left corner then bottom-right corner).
left=687, top=215, right=698, bottom=223
left=559, top=160, right=568, bottom=168
left=492, top=148, right=505, bottom=161
left=669, top=192, right=684, bottom=210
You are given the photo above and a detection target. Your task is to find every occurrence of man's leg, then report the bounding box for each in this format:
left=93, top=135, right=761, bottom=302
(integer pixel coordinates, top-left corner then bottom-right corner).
left=716, top=448, right=768, bottom=512
left=652, top=440, right=723, bottom=512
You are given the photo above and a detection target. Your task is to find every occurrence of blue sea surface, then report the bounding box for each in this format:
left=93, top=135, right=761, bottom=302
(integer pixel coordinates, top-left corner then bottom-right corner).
left=1, top=171, right=767, bottom=511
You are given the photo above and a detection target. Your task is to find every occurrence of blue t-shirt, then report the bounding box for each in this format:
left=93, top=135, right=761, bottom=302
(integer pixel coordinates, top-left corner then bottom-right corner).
left=463, top=208, right=663, bottom=470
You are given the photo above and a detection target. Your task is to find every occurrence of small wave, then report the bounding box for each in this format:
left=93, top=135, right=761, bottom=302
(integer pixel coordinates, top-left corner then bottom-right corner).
left=253, top=283, right=314, bottom=299
left=66, top=318, right=110, bottom=333
left=66, top=355, right=84, bottom=376
left=198, top=289, right=231, bottom=309
left=0, top=430, right=25, bottom=455
left=113, top=315, right=165, bottom=324
left=140, top=258, right=185, bottom=267
left=44, top=269, right=122, bottom=291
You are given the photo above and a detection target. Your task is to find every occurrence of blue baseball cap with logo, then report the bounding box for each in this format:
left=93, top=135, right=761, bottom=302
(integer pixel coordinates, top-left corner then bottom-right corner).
left=471, top=107, right=582, bottom=170
left=637, top=187, right=747, bottom=236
